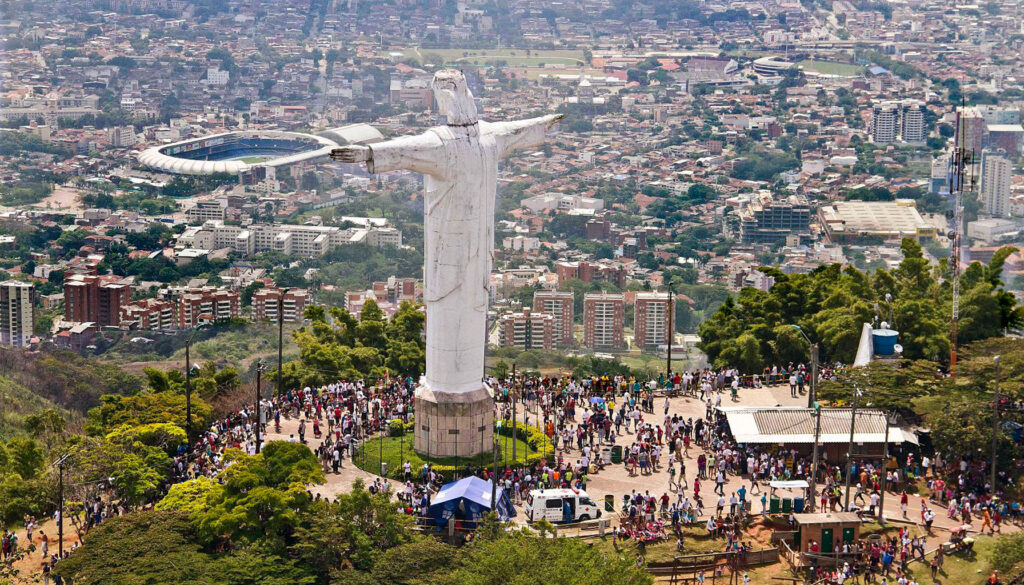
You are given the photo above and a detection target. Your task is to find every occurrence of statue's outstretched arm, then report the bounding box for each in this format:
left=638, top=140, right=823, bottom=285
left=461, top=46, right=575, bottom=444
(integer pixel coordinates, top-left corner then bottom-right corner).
left=486, top=114, right=563, bottom=157
left=330, top=131, right=446, bottom=177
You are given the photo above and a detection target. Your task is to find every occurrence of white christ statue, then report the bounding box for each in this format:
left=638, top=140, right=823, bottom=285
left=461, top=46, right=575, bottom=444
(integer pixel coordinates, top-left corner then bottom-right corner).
left=330, top=69, right=561, bottom=457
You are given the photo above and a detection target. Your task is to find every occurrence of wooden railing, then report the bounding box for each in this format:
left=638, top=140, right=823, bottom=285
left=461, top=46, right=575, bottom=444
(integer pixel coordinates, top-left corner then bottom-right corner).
left=646, top=548, right=778, bottom=577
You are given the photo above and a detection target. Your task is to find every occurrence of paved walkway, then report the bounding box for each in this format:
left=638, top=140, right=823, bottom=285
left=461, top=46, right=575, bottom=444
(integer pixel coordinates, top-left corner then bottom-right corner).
left=270, top=383, right=1006, bottom=538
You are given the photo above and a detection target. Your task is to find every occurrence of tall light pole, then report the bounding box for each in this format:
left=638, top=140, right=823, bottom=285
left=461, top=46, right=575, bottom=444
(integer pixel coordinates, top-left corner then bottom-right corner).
left=255, top=360, right=264, bottom=454
left=843, top=385, right=862, bottom=511
left=878, top=414, right=891, bottom=524
left=991, top=355, right=1001, bottom=490
left=666, top=286, right=674, bottom=382
left=185, top=338, right=193, bottom=446
left=53, top=453, right=71, bottom=558
left=790, top=325, right=818, bottom=408
left=511, top=362, right=517, bottom=462
left=491, top=430, right=500, bottom=513
left=808, top=401, right=822, bottom=512
left=277, top=287, right=289, bottom=401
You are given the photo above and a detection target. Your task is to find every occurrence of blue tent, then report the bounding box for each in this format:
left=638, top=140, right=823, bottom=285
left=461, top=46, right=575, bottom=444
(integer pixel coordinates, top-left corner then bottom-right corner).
left=424, top=476, right=516, bottom=527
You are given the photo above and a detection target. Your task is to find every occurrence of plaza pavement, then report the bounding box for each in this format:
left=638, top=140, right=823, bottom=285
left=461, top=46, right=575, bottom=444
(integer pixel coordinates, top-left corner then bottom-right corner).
left=268, top=383, right=1003, bottom=538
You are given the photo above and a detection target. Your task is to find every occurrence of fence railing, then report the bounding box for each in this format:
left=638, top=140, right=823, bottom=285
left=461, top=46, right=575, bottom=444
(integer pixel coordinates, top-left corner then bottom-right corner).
left=646, top=547, right=778, bottom=577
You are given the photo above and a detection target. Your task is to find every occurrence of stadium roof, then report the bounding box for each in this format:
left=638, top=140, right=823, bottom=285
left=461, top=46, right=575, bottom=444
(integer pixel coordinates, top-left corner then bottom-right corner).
left=317, top=123, right=384, bottom=145
left=137, top=130, right=339, bottom=175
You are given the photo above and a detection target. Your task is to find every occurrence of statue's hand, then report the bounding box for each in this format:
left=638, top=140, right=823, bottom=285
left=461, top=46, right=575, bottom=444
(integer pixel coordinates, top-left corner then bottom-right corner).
left=330, top=145, right=371, bottom=163
left=547, top=114, right=564, bottom=128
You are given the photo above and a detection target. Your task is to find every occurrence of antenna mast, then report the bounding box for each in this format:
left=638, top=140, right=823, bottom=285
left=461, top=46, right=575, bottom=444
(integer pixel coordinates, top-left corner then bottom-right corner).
left=949, top=98, right=969, bottom=375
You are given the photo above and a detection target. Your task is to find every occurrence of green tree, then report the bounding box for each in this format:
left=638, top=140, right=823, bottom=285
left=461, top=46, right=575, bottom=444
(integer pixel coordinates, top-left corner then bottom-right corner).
left=192, top=442, right=324, bottom=547
left=445, top=533, right=651, bottom=585
left=292, top=479, right=415, bottom=577
left=23, top=408, right=66, bottom=451
left=53, top=510, right=315, bottom=585
left=4, top=438, right=45, bottom=479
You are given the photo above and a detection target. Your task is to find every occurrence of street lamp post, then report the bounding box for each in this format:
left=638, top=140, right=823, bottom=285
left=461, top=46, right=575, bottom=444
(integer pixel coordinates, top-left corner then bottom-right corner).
left=790, top=325, right=818, bottom=408
left=878, top=414, right=891, bottom=524
left=277, top=287, right=289, bottom=401
left=843, top=385, right=862, bottom=511
left=991, top=355, right=1001, bottom=491
left=185, top=339, right=192, bottom=446
left=511, top=362, right=517, bottom=462
left=808, top=401, right=822, bottom=512
left=54, top=453, right=71, bottom=558
left=666, top=286, right=674, bottom=382
left=255, top=360, right=263, bottom=454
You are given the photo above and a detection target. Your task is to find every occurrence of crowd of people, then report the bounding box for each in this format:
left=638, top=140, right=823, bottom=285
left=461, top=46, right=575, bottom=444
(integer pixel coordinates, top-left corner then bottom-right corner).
left=7, top=359, right=1024, bottom=585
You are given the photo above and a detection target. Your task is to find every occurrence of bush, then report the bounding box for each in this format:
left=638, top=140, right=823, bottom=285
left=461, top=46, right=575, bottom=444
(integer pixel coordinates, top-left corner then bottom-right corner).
left=388, top=419, right=413, bottom=437
left=496, top=420, right=554, bottom=454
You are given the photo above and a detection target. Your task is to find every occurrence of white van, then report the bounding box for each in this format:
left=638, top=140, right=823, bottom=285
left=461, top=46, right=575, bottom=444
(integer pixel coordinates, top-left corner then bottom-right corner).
left=525, top=489, right=602, bottom=523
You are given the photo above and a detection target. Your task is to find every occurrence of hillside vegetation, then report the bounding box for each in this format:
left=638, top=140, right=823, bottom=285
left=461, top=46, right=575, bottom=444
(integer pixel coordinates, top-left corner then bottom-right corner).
left=0, top=376, right=77, bottom=440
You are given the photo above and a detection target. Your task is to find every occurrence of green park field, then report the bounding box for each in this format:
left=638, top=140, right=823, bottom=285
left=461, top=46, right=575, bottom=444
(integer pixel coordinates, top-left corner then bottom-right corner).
left=798, top=59, right=865, bottom=76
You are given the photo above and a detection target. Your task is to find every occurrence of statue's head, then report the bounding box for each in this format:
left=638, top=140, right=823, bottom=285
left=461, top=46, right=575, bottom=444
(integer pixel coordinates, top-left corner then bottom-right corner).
left=432, top=69, right=477, bottom=126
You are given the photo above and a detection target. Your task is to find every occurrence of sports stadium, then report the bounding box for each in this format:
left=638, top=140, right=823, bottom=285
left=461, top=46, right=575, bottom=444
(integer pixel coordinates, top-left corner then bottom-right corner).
left=137, top=125, right=383, bottom=176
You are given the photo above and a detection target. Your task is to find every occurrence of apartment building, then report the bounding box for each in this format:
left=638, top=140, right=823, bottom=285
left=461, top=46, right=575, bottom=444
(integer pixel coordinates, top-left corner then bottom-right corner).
left=533, top=290, right=575, bottom=347
left=185, top=200, right=227, bottom=223
left=901, top=104, right=925, bottom=144
left=0, top=281, right=34, bottom=347
left=64, top=274, right=131, bottom=327
left=176, top=220, right=401, bottom=258
left=555, top=260, right=627, bottom=287
left=583, top=292, right=625, bottom=350
left=176, top=287, right=241, bottom=328
left=981, top=148, right=1012, bottom=218
left=633, top=291, right=673, bottom=350
left=871, top=102, right=899, bottom=144
left=497, top=308, right=554, bottom=350
left=252, top=287, right=310, bottom=322
left=120, top=298, right=177, bottom=330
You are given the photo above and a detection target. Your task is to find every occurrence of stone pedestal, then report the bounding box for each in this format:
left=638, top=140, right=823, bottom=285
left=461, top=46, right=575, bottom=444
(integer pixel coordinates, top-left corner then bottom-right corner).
left=414, top=382, right=493, bottom=459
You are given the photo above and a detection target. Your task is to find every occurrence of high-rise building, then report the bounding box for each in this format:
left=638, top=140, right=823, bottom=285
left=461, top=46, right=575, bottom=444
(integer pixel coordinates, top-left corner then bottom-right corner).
left=901, top=104, right=925, bottom=144
left=252, top=287, right=310, bottom=322
left=960, top=106, right=986, bottom=155
left=107, top=126, right=137, bottom=148
left=533, top=290, right=574, bottom=347
left=0, top=281, right=34, bottom=347
left=555, top=260, right=627, bottom=287
left=871, top=103, right=899, bottom=144
left=64, top=274, right=131, bottom=327
left=497, top=308, right=554, bottom=350
left=583, top=292, right=625, bottom=350
left=119, top=298, right=177, bottom=331
left=634, top=292, right=673, bottom=350
left=738, top=192, right=812, bottom=244
left=177, top=287, right=241, bottom=328
left=980, top=148, right=1012, bottom=218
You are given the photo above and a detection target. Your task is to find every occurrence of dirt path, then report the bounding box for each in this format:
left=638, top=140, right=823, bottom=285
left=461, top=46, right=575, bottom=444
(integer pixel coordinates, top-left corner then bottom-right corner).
left=6, top=516, right=77, bottom=583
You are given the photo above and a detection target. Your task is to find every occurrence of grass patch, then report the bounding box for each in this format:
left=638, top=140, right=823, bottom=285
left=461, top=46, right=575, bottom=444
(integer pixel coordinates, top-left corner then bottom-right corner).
left=797, top=59, right=865, bottom=76
left=591, top=526, right=735, bottom=564
left=899, top=534, right=997, bottom=584
left=354, top=431, right=543, bottom=481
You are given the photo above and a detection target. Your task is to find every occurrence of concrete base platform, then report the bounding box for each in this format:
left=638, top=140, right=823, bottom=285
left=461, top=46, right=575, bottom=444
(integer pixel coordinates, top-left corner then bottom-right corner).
left=413, top=382, right=494, bottom=459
